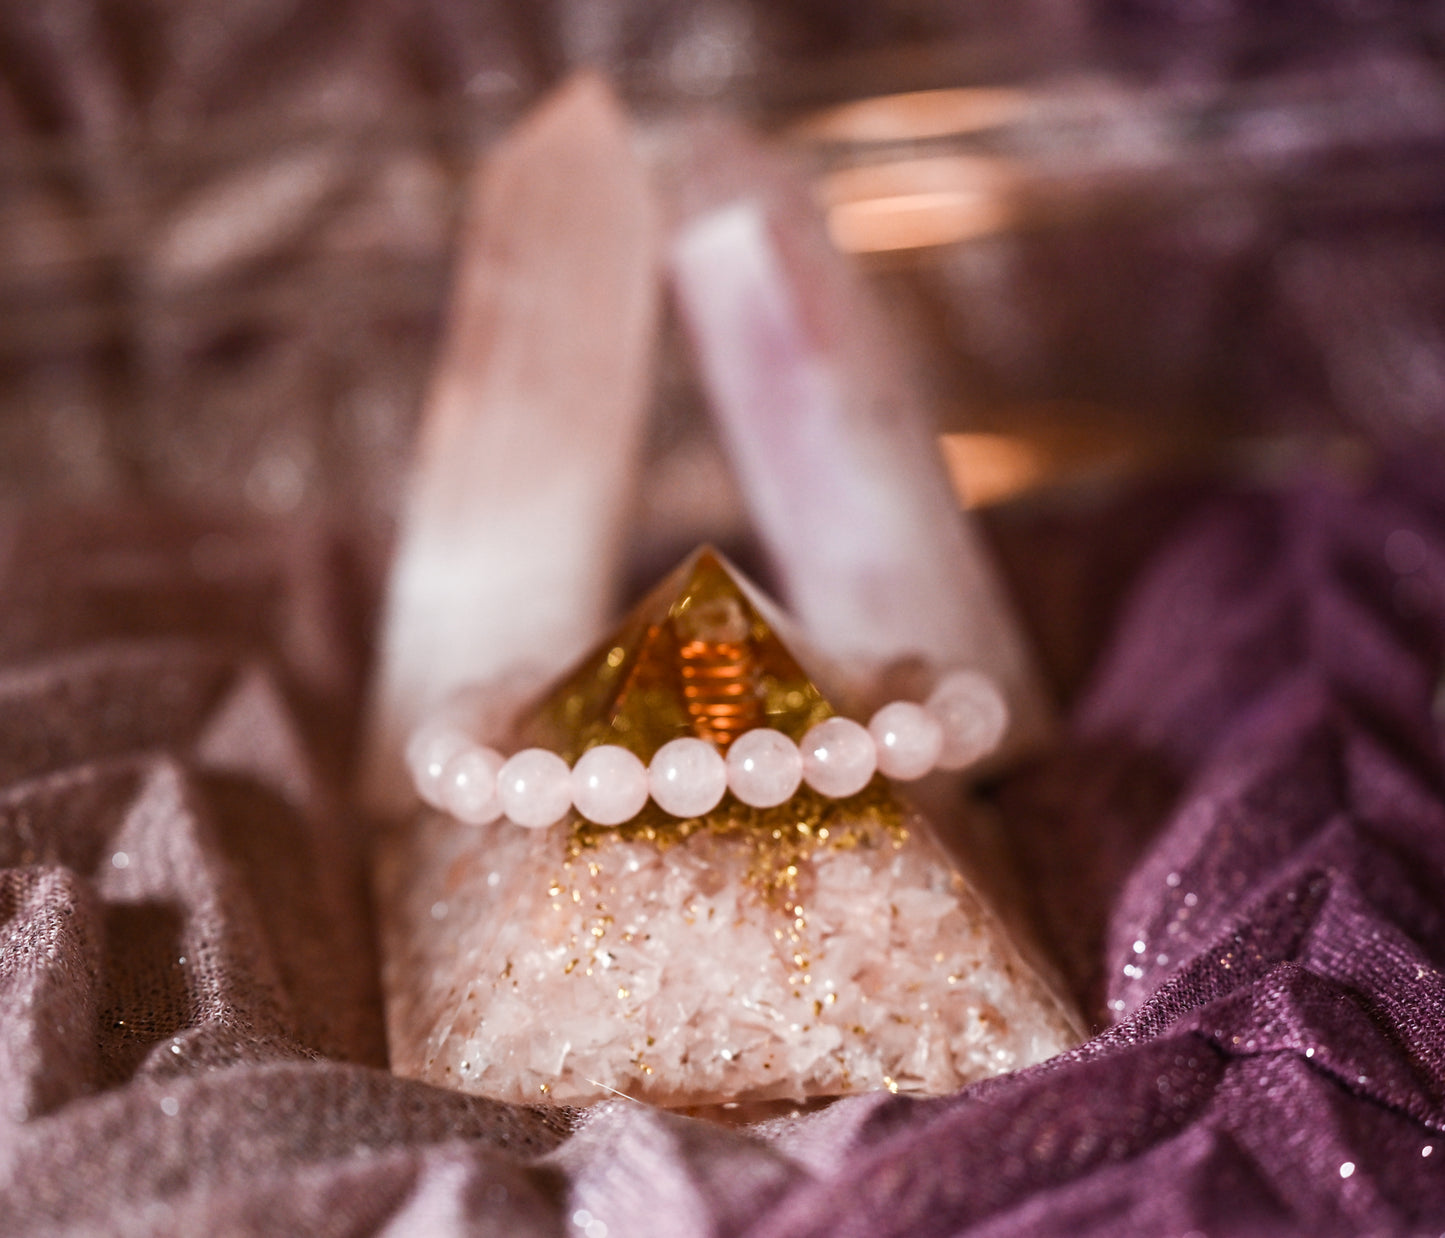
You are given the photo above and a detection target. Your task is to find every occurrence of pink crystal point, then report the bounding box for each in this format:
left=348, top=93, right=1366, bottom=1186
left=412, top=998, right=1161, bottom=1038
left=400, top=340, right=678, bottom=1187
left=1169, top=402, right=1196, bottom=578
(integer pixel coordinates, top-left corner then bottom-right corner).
left=362, top=74, right=660, bottom=813
left=667, top=123, right=1051, bottom=760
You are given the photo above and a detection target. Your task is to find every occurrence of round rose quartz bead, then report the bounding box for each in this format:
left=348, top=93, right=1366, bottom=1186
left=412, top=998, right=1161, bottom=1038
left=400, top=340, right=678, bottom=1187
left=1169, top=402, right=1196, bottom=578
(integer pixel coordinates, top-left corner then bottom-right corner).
left=927, top=669, right=1009, bottom=771
left=649, top=737, right=727, bottom=818
left=800, top=717, right=877, bottom=798
left=406, top=721, right=473, bottom=809
left=440, top=745, right=506, bottom=825
left=868, top=701, right=944, bottom=781
left=572, top=745, right=649, bottom=826
left=726, top=728, right=803, bottom=808
left=497, top=748, right=573, bottom=828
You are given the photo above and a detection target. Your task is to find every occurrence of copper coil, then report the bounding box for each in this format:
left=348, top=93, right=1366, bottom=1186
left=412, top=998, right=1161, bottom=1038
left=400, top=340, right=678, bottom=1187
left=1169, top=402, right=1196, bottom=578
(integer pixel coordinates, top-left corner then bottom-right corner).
left=676, top=638, right=764, bottom=748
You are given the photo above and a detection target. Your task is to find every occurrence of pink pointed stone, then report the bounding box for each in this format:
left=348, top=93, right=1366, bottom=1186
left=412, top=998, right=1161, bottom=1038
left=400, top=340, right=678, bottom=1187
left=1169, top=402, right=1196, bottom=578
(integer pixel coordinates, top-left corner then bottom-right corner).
left=668, top=124, right=1051, bottom=762
left=362, top=74, right=660, bottom=814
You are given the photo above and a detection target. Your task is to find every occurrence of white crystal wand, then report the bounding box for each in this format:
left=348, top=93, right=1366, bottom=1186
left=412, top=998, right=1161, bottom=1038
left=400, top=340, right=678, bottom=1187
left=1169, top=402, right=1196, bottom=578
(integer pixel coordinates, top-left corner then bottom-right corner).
left=667, top=125, right=1051, bottom=757
left=360, top=75, right=660, bottom=814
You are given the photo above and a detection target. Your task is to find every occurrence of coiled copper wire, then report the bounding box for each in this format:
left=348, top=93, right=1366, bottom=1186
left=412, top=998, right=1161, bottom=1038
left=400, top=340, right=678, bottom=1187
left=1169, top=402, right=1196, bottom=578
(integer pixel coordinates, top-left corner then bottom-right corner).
left=676, top=637, right=763, bottom=748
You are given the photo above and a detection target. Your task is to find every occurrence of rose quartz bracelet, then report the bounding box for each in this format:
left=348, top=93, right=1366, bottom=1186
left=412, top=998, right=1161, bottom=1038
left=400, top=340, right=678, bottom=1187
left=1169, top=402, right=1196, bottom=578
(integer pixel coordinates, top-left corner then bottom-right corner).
left=407, top=669, right=1007, bottom=830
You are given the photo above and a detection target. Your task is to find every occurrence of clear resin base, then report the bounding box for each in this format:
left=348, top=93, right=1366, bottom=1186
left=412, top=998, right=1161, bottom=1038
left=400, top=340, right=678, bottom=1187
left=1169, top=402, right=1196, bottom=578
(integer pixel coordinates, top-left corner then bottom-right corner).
left=378, top=792, right=1080, bottom=1107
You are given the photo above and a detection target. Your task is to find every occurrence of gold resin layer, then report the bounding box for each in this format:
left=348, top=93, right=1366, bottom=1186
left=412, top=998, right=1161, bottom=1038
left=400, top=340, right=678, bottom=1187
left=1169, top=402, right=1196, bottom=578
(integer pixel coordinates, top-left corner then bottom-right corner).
left=563, top=780, right=906, bottom=906
left=514, top=547, right=836, bottom=763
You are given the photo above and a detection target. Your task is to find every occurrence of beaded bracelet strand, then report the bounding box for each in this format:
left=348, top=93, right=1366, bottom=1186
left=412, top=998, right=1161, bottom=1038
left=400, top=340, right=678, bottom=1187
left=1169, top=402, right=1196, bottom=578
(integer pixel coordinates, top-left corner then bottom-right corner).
left=407, top=668, right=1007, bottom=830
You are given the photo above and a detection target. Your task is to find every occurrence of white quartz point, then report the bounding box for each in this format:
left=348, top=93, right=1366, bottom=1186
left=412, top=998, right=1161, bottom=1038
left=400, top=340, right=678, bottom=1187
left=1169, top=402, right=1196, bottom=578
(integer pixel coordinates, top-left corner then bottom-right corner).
left=928, top=669, right=1009, bottom=771
left=572, top=745, right=649, bottom=825
left=498, top=749, right=573, bottom=828
left=440, top=746, right=506, bottom=825
left=726, top=728, right=803, bottom=808
left=800, top=717, right=876, bottom=798
left=362, top=73, right=660, bottom=814
left=669, top=129, right=1050, bottom=764
left=649, top=737, right=728, bottom=818
left=869, top=700, right=943, bottom=780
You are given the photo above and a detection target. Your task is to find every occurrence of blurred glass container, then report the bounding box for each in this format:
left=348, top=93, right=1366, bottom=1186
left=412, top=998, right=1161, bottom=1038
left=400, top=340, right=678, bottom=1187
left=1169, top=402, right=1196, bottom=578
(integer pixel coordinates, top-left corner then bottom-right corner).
left=2, top=8, right=1443, bottom=538
left=778, top=36, right=1445, bottom=490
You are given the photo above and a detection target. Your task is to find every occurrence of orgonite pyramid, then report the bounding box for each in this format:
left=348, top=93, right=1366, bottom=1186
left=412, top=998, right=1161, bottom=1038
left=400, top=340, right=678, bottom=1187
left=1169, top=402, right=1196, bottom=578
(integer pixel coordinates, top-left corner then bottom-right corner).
left=377, top=549, right=1080, bottom=1107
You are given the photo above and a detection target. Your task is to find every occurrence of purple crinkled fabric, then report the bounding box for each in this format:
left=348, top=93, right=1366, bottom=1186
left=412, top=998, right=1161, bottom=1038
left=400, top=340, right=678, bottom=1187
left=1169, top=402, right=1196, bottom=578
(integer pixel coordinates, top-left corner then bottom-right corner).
left=1, top=467, right=1444, bottom=1237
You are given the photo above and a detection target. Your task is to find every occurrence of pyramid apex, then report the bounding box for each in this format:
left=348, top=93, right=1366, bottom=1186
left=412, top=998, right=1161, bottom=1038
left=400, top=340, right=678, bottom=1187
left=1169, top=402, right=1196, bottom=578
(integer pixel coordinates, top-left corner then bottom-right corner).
left=515, top=545, right=832, bottom=763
